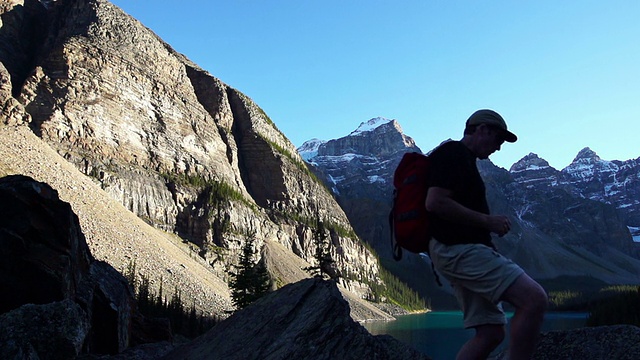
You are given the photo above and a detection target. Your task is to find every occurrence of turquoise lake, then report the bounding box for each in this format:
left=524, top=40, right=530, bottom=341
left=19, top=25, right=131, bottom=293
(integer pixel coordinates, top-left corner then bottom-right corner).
left=363, top=311, right=588, bottom=360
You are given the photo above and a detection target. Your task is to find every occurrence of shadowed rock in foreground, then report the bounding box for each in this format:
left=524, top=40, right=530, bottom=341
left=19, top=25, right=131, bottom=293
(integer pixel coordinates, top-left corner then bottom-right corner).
left=530, top=325, right=640, bottom=360
left=0, top=175, right=171, bottom=358
left=494, top=324, right=640, bottom=360
left=161, top=277, right=430, bottom=360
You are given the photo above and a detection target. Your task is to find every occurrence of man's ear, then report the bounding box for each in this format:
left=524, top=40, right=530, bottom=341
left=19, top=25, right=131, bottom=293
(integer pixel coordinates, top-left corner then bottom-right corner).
left=476, top=123, right=490, bottom=134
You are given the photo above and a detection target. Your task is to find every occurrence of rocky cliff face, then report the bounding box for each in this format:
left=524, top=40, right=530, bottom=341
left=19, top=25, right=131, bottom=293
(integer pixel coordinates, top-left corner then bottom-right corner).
left=0, top=0, right=382, bottom=313
left=301, top=118, right=640, bottom=302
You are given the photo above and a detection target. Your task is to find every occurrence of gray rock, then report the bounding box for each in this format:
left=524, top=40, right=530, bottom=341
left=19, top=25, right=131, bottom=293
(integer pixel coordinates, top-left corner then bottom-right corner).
left=0, top=174, right=93, bottom=314
left=161, top=278, right=431, bottom=360
left=0, top=299, right=90, bottom=360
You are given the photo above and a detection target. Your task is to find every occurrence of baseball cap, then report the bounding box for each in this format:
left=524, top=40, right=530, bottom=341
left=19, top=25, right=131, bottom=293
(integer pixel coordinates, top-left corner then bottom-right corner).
left=466, top=109, right=517, bottom=143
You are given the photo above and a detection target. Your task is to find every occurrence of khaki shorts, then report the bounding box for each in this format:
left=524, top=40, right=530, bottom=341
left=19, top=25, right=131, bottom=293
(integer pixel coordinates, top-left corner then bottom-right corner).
left=429, top=240, right=524, bottom=329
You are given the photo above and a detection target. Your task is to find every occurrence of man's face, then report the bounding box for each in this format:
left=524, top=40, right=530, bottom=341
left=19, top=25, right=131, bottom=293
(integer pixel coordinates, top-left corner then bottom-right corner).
left=477, top=125, right=505, bottom=159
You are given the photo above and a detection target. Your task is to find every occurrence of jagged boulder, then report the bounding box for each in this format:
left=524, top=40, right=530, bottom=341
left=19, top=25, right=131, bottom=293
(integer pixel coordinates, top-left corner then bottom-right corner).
left=0, top=174, right=93, bottom=313
left=161, top=278, right=431, bottom=360
left=0, top=299, right=90, bottom=360
left=0, top=175, right=171, bottom=357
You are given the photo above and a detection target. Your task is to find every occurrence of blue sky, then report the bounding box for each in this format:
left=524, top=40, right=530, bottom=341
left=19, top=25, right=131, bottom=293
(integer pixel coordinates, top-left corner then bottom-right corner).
left=110, top=1, right=639, bottom=170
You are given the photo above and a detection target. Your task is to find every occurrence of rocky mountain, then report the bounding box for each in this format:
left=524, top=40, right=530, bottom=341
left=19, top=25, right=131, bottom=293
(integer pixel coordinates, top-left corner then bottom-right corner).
left=300, top=118, right=445, bottom=305
left=0, top=174, right=406, bottom=359
left=511, top=149, right=640, bottom=239
left=0, top=0, right=388, bottom=318
left=300, top=117, right=640, bottom=304
left=300, top=117, right=420, bottom=250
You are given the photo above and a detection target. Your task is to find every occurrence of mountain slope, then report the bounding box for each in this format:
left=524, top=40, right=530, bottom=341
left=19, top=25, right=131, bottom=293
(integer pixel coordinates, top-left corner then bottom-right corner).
left=0, top=123, right=233, bottom=314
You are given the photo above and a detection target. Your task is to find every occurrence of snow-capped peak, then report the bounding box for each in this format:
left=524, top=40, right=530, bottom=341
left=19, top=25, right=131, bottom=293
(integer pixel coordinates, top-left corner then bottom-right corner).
left=572, top=147, right=600, bottom=163
left=510, top=153, right=553, bottom=173
left=564, top=147, right=618, bottom=173
left=298, top=138, right=326, bottom=161
left=349, top=117, right=394, bottom=136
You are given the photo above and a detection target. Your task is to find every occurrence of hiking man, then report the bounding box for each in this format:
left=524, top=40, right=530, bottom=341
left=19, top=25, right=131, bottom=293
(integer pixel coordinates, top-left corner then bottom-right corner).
left=425, top=109, right=548, bottom=359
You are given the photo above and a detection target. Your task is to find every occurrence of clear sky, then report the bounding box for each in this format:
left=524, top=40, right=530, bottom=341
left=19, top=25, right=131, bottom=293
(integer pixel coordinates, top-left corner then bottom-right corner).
left=110, top=1, right=639, bottom=170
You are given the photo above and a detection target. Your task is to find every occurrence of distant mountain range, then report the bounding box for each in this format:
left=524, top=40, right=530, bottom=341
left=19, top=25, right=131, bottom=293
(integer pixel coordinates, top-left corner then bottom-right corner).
left=300, top=117, right=640, bottom=305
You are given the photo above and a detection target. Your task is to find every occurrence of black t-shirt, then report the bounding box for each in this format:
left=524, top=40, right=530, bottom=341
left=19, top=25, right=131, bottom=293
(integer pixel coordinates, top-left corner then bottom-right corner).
left=427, top=141, right=492, bottom=246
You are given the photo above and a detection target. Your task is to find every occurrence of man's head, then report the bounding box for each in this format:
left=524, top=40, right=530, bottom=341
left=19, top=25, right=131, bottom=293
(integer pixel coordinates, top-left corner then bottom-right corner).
left=462, top=109, right=517, bottom=159
left=465, top=109, right=517, bottom=143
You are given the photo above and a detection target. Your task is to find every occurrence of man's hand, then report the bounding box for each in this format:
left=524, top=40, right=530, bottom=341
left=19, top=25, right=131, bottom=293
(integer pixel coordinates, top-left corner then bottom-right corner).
left=487, top=215, right=511, bottom=237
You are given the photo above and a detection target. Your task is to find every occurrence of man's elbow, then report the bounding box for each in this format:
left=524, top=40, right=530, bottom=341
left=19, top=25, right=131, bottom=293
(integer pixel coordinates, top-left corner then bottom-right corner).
left=424, top=196, right=441, bottom=213
left=425, top=188, right=451, bottom=214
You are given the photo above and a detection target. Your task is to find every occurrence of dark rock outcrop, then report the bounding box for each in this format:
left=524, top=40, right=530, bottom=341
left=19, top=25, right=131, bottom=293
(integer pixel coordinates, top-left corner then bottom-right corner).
left=161, top=278, right=431, bottom=360
left=0, top=175, right=171, bottom=358
left=0, top=174, right=93, bottom=314
left=0, top=299, right=89, bottom=360
left=496, top=325, right=640, bottom=360
left=537, top=325, right=640, bottom=359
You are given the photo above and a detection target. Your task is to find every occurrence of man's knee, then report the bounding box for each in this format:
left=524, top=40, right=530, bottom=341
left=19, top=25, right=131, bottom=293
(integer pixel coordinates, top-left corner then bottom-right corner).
left=475, top=324, right=505, bottom=347
left=502, top=274, right=548, bottom=312
left=524, top=278, right=548, bottom=313
left=531, top=283, right=548, bottom=313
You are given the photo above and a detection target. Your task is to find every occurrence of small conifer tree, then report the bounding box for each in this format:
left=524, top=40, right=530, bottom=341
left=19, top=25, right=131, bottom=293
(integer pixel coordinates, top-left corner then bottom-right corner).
left=228, top=231, right=271, bottom=309
left=303, top=216, right=337, bottom=279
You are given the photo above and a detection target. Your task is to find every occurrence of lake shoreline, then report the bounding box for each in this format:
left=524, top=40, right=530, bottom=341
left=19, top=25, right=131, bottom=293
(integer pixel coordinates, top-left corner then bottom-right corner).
left=363, top=311, right=589, bottom=359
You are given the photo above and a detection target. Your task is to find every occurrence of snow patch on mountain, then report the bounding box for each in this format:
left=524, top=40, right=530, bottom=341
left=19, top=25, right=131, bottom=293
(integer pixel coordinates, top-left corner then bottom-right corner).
left=326, top=174, right=341, bottom=195
left=629, top=226, right=640, bottom=242
left=349, top=117, right=394, bottom=136
left=322, top=153, right=361, bottom=163
left=511, top=164, right=551, bottom=173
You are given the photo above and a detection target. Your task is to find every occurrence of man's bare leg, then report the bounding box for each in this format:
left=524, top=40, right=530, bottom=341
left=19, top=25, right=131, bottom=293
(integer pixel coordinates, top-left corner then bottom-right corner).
left=500, top=274, right=548, bottom=359
left=456, top=324, right=505, bottom=360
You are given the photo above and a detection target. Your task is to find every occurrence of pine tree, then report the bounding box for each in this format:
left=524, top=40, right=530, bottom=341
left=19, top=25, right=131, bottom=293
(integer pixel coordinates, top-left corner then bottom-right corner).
left=228, top=231, right=271, bottom=309
left=138, top=273, right=151, bottom=311
left=303, top=217, right=337, bottom=279
left=125, top=259, right=137, bottom=291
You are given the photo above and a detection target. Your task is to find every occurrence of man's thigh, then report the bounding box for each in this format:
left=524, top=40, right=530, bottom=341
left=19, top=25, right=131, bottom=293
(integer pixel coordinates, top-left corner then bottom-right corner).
left=429, top=241, right=523, bottom=303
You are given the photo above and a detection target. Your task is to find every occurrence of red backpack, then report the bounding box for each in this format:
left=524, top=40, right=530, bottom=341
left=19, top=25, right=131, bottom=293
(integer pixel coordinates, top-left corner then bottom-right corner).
left=389, top=152, right=432, bottom=260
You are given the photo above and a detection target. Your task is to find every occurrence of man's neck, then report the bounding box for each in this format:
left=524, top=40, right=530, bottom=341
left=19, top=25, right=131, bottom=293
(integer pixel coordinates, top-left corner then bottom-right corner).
left=460, top=137, right=479, bottom=159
